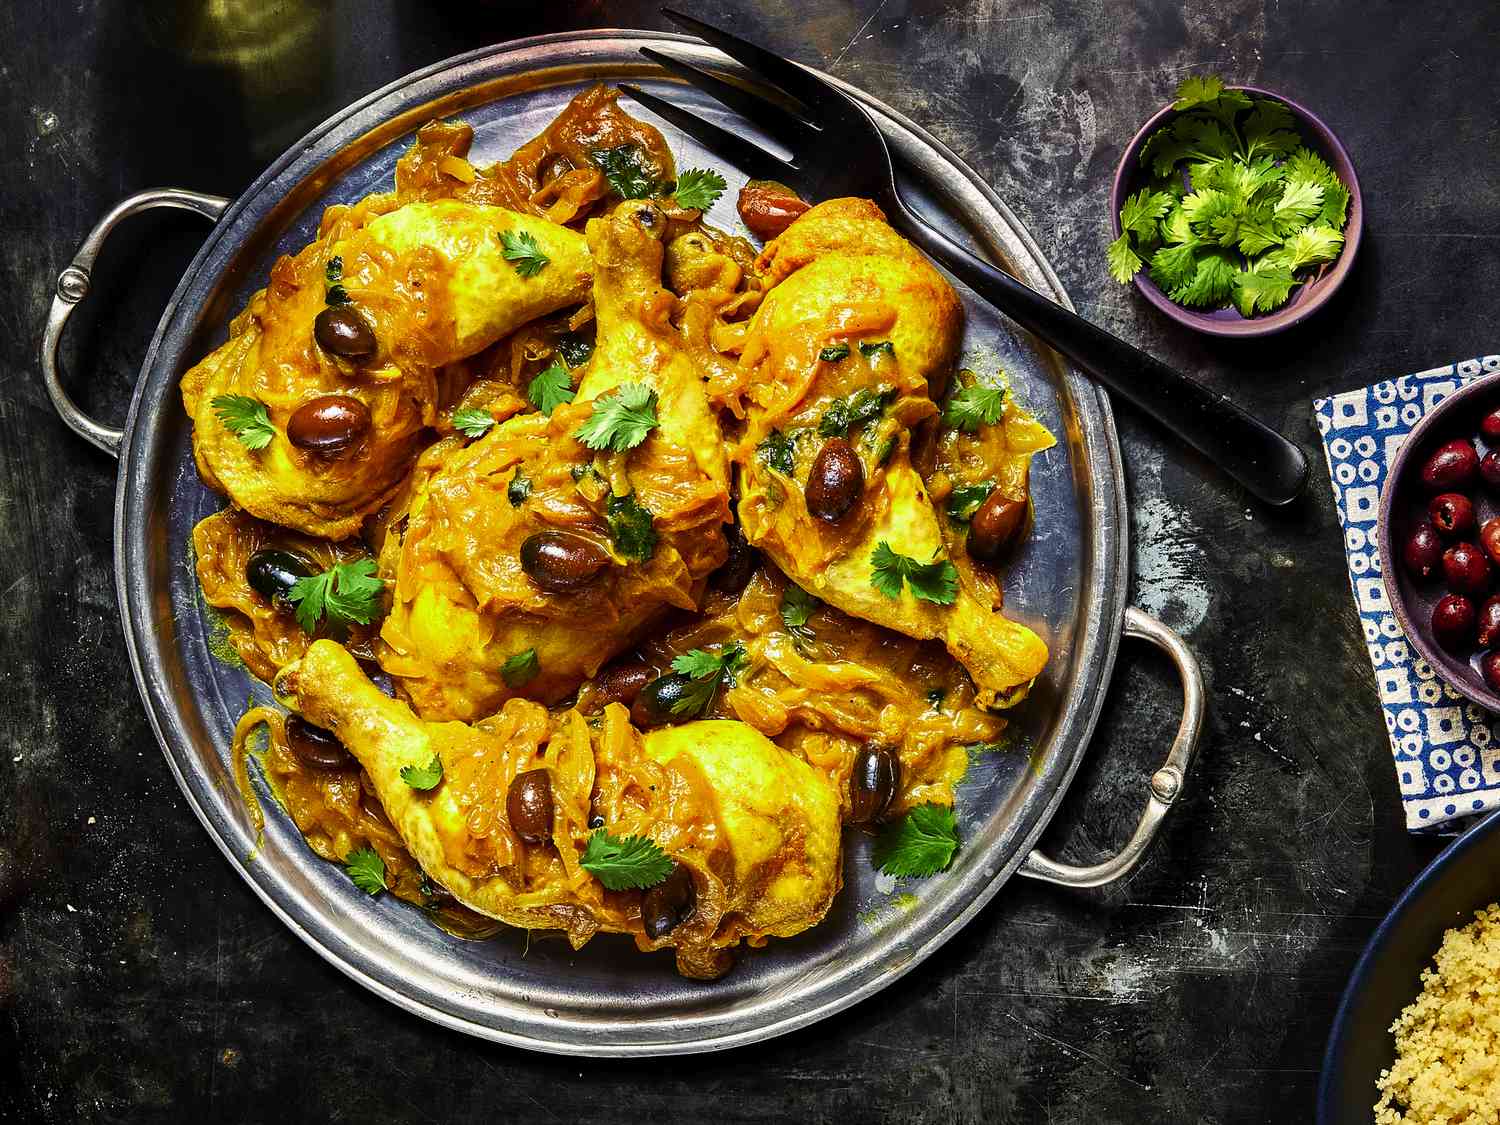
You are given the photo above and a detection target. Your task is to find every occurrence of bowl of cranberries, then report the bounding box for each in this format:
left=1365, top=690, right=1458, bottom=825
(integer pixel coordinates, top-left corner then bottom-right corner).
left=1378, top=378, right=1500, bottom=708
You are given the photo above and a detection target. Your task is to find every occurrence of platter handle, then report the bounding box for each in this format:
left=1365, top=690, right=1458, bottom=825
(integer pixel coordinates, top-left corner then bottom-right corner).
left=1018, top=607, right=1205, bottom=889
left=40, top=188, right=230, bottom=458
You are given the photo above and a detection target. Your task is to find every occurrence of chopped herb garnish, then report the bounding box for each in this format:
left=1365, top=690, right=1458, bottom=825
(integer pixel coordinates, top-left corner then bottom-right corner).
left=556, top=332, right=593, bottom=369
left=859, top=340, right=895, bottom=360
left=819, top=386, right=895, bottom=438
left=324, top=256, right=350, bottom=304
left=669, top=643, right=748, bottom=718
left=672, top=167, right=728, bottom=211
left=606, top=492, right=657, bottom=563
left=507, top=467, right=531, bottom=507
left=345, top=846, right=387, bottom=895
left=500, top=648, right=540, bottom=689
left=869, top=542, right=959, bottom=606
left=451, top=407, right=495, bottom=439
left=498, top=229, right=550, bottom=278
left=873, top=434, right=896, bottom=466
left=400, top=754, right=444, bottom=791
left=580, top=829, right=674, bottom=890
left=943, top=381, right=1007, bottom=433
left=819, top=342, right=850, bottom=362
left=945, top=480, right=996, bottom=524
left=757, top=429, right=797, bottom=476
left=210, top=394, right=276, bottom=451
left=575, top=384, right=658, bottom=452
left=779, top=585, right=819, bottom=644
left=590, top=145, right=664, bottom=200
left=287, top=558, right=384, bottom=634
left=527, top=360, right=576, bottom=416
left=873, top=804, right=960, bottom=878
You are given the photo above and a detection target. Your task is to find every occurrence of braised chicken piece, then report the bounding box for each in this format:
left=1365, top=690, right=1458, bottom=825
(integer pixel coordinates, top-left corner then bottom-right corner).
left=276, top=640, right=841, bottom=979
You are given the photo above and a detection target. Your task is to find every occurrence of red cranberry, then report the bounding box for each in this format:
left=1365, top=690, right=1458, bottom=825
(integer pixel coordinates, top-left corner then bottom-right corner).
left=1481, top=451, right=1500, bottom=491
left=1433, top=594, right=1477, bottom=650
left=1482, top=409, right=1500, bottom=443
left=1403, top=522, right=1443, bottom=580
left=1422, top=439, right=1479, bottom=491
left=1482, top=519, right=1500, bottom=568
left=1478, top=595, right=1500, bottom=648
left=1430, top=493, right=1477, bottom=538
left=1482, top=651, right=1500, bottom=692
left=1443, top=542, right=1492, bottom=594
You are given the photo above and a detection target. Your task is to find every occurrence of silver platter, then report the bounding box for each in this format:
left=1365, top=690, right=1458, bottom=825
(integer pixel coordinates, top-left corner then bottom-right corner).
left=40, top=31, right=1203, bottom=1055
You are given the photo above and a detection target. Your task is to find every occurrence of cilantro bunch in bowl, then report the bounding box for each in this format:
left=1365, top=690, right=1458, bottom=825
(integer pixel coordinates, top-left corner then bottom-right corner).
left=1107, top=76, right=1356, bottom=323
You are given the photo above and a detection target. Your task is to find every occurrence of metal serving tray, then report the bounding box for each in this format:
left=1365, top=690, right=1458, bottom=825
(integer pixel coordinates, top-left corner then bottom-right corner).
left=39, top=31, right=1203, bottom=1055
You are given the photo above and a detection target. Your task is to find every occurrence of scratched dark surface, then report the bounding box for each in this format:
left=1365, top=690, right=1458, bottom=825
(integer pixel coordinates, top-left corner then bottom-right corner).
left=2, top=1, right=1497, bottom=1121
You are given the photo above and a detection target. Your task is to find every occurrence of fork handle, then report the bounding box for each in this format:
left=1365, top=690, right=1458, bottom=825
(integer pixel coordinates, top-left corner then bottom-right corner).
left=890, top=209, right=1309, bottom=506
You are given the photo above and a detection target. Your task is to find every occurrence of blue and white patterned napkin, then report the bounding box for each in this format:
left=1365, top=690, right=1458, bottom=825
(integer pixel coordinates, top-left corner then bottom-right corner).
left=1316, top=355, right=1500, bottom=831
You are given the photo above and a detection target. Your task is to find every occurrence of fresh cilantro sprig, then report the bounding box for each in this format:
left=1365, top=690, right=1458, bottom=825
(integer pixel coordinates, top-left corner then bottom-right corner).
left=672, top=168, right=728, bottom=211
left=451, top=407, right=495, bottom=439
left=501, top=648, right=540, bottom=689
left=580, top=829, right=674, bottom=890
left=345, top=846, right=387, bottom=894
left=498, top=229, right=550, bottom=278
left=324, top=255, right=350, bottom=306
left=869, top=542, right=958, bottom=606
left=757, top=429, right=797, bottom=476
left=210, top=394, right=276, bottom=451
left=944, top=480, right=995, bottom=523
left=779, top=585, right=819, bottom=644
left=1107, top=74, right=1351, bottom=317
left=873, top=804, right=960, bottom=878
left=820, top=386, right=894, bottom=439
left=669, top=643, right=747, bottom=718
left=400, top=754, right=444, bottom=791
left=942, top=380, right=1006, bottom=433
left=287, top=558, right=384, bottom=634
left=590, top=145, right=666, bottom=200
left=527, top=361, right=576, bottom=416
left=575, top=384, right=658, bottom=452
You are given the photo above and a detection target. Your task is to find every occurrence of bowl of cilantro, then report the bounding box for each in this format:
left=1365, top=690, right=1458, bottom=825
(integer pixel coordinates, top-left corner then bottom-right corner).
left=1107, top=75, right=1361, bottom=337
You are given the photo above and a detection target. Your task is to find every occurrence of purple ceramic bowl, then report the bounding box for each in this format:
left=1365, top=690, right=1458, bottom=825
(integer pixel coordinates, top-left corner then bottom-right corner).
left=1110, top=85, right=1363, bottom=338
left=1376, top=375, right=1500, bottom=711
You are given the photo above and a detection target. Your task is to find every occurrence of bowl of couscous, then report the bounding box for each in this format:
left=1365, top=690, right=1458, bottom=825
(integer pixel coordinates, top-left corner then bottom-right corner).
left=1320, top=810, right=1500, bottom=1123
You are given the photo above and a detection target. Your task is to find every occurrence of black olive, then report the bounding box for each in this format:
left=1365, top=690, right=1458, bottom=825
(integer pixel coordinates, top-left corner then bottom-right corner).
left=848, top=745, right=901, bottom=825
left=631, top=674, right=697, bottom=727
left=588, top=814, right=605, bottom=830
left=805, top=438, right=864, bottom=522
left=641, top=863, right=696, bottom=941
left=519, top=531, right=610, bottom=593
left=507, top=770, right=554, bottom=843
left=313, top=305, right=377, bottom=360
left=246, top=548, right=316, bottom=604
left=287, top=394, right=371, bottom=456
left=967, top=491, right=1026, bottom=562
left=285, top=714, right=355, bottom=771
left=710, top=521, right=758, bottom=593
left=591, top=662, right=654, bottom=709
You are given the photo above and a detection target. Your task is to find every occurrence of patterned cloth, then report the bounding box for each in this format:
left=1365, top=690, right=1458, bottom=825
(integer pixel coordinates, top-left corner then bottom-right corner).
left=1316, top=355, right=1500, bottom=831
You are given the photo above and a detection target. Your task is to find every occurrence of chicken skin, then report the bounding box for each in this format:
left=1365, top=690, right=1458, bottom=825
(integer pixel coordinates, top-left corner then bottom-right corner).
left=276, top=640, right=840, bottom=979
left=182, top=199, right=592, bottom=539
left=728, top=199, right=1049, bottom=707
left=375, top=199, right=732, bottom=721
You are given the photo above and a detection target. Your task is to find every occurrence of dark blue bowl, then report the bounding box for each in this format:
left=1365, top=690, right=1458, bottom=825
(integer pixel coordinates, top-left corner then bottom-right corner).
left=1319, top=810, right=1500, bottom=1122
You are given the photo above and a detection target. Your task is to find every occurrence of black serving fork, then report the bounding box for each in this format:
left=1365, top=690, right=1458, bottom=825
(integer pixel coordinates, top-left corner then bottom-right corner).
left=623, top=10, right=1310, bottom=506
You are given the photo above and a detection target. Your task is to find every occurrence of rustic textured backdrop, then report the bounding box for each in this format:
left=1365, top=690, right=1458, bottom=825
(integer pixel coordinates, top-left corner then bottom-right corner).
left=3, top=1, right=1498, bottom=1121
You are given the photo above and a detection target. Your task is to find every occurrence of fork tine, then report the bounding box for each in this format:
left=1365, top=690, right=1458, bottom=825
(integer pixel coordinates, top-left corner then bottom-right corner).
left=660, top=8, right=833, bottom=114
left=617, top=84, right=800, bottom=186
left=639, top=47, right=820, bottom=148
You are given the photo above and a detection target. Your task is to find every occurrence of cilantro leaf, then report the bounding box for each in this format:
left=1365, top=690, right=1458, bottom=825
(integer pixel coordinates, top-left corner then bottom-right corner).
left=1280, top=224, right=1345, bottom=271
left=1231, top=263, right=1297, bottom=316
left=575, top=384, right=659, bottom=452
left=1319, top=180, right=1351, bottom=231
left=859, top=340, right=895, bottom=360
left=507, top=467, right=531, bottom=507
left=590, top=145, right=664, bottom=200
left=580, top=829, right=674, bottom=890
left=672, top=167, right=727, bottom=211
left=942, top=381, right=1007, bottom=433
left=757, top=429, right=796, bottom=476
left=451, top=407, right=495, bottom=439
left=287, top=558, right=384, bottom=634
left=820, top=342, right=850, bottom=362
left=345, top=846, right=387, bottom=895
left=1285, top=145, right=1337, bottom=187
left=1147, top=242, right=1199, bottom=292
left=1160, top=205, right=1194, bottom=245
left=869, top=542, right=959, bottom=606
left=1169, top=251, right=1237, bottom=308
left=820, top=386, right=894, bottom=438
left=1106, top=233, right=1144, bottom=284
left=498, top=229, right=550, bottom=278
left=668, top=643, right=748, bottom=717
left=1119, top=188, right=1173, bottom=240
left=1242, top=99, right=1300, bottom=161
left=324, top=255, right=343, bottom=285
left=527, top=360, right=576, bottom=416
left=1272, top=178, right=1325, bottom=234
left=779, top=584, right=819, bottom=643
left=556, top=332, right=594, bottom=369
left=500, top=648, right=540, bottom=689
left=210, top=394, right=276, bottom=451
left=606, top=492, right=657, bottom=563
left=1172, top=74, right=1224, bottom=110
left=400, top=754, right=444, bottom=791
left=873, top=804, right=960, bottom=878
left=945, top=481, right=995, bottom=524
